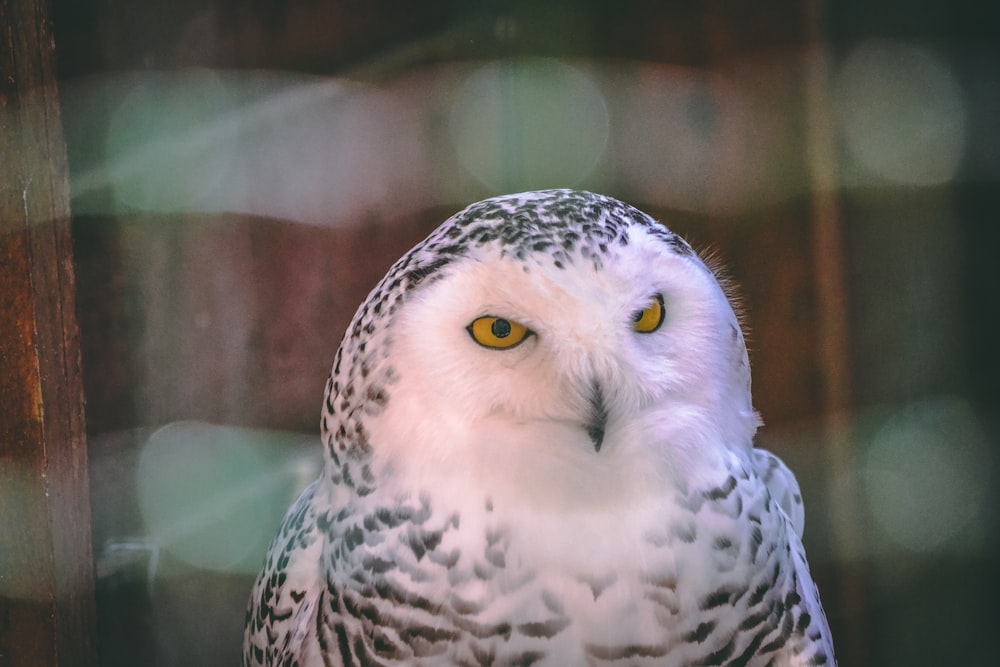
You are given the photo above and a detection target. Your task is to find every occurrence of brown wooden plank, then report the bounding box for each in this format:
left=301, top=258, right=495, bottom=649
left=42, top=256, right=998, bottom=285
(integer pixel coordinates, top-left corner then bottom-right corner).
left=0, top=0, right=97, bottom=665
left=800, top=2, right=866, bottom=664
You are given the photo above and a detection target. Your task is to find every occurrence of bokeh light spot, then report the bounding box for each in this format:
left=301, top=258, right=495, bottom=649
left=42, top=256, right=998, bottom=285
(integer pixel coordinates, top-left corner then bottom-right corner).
left=862, top=397, right=990, bottom=552
left=449, top=58, right=609, bottom=191
left=106, top=69, right=237, bottom=212
left=834, top=39, right=966, bottom=186
left=137, top=421, right=319, bottom=573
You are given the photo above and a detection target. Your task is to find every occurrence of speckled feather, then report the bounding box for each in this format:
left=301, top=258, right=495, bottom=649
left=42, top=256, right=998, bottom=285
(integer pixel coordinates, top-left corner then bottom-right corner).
left=244, top=190, right=835, bottom=666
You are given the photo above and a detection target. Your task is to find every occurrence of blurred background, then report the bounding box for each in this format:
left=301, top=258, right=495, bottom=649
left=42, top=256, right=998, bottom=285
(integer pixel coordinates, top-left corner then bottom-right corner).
left=41, top=0, right=1000, bottom=664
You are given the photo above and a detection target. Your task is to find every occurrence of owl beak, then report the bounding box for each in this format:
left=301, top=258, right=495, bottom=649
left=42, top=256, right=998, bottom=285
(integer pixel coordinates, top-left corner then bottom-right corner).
left=586, top=381, right=608, bottom=452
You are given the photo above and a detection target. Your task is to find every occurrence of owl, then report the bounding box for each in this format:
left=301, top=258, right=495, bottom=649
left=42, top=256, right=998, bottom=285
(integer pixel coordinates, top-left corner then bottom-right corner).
left=243, top=190, right=835, bottom=666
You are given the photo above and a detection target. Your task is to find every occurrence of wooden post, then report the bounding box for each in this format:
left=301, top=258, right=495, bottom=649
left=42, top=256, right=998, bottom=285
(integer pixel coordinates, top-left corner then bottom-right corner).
left=801, top=2, right=866, bottom=663
left=0, top=0, right=98, bottom=665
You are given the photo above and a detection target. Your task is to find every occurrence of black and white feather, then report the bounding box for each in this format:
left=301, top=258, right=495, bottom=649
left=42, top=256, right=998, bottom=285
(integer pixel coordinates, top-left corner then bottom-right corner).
left=244, top=190, right=835, bottom=666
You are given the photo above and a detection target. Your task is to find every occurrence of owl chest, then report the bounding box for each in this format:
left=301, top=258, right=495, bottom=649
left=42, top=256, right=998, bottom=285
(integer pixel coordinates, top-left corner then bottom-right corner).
left=338, top=482, right=766, bottom=615
left=323, top=486, right=786, bottom=667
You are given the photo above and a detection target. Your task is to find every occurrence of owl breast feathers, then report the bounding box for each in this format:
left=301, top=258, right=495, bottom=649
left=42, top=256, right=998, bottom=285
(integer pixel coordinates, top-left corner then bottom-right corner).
left=244, top=190, right=836, bottom=666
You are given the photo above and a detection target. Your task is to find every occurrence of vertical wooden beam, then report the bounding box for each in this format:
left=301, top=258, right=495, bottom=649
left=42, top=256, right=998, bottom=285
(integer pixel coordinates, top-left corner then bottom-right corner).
left=0, top=0, right=97, bottom=665
left=801, top=1, right=866, bottom=664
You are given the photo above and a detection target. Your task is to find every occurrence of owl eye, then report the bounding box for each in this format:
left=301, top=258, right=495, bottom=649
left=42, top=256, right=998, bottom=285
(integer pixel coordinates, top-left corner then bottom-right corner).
left=632, top=294, right=665, bottom=333
left=468, top=316, right=531, bottom=349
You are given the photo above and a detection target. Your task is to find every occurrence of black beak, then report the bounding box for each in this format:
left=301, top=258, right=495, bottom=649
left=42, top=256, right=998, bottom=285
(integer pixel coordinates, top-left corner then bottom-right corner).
left=586, top=382, right=608, bottom=452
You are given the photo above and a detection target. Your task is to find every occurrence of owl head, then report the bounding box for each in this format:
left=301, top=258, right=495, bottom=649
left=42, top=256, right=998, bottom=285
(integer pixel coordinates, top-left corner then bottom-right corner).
left=322, top=190, right=758, bottom=508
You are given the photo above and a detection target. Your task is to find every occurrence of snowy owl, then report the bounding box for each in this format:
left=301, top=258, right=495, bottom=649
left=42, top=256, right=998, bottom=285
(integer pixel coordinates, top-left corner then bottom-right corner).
left=243, top=190, right=836, bottom=666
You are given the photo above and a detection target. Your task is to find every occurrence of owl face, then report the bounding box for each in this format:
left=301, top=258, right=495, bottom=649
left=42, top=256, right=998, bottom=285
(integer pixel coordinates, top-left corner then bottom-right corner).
left=335, top=192, right=757, bottom=510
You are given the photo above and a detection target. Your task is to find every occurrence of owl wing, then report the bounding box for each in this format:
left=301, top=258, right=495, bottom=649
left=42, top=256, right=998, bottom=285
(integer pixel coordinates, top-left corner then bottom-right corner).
left=243, top=480, right=325, bottom=667
left=785, top=532, right=838, bottom=666
left=751, top=447, right=805, bottom=539
left=751, top=448, right=837, bottom=665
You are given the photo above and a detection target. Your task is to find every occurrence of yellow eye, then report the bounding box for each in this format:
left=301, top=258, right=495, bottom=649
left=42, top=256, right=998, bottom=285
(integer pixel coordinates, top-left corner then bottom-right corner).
left=632, top=294, right=665, bottom=333
left=467, top=316, right=531, bottom=349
